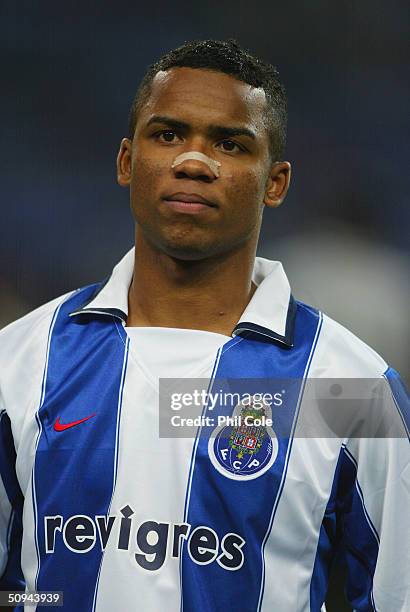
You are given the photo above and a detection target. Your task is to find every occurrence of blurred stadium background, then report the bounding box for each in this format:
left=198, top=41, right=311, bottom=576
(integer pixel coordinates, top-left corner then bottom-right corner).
left=1, top=3, right=408, bottom=608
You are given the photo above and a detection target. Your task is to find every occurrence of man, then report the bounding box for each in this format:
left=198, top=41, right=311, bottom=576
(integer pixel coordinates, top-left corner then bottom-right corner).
left=0, top=40, right=408, bottom=612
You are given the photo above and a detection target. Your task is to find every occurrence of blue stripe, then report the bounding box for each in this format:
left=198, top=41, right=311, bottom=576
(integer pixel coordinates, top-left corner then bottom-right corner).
left=0, top=412, right=24, bottom=590
left=32, top=283, right=129, bottom=612
left=310, top=446, right=345, bottom=611
left=0, top=509, right=24, bottom=591
left=383, top=367, right=409, bottom=440
left=257, top=312, right=323, bottom=610
left=181, top=302, right=322, bottom=612
left=310, top=510, right=338, bottom=608
left=343, top=448, right=380, bottom=546
left=0, top=411, right=23, bottom=508
left=182, top=339, right=243, bottom=525
left=6, top=508, right=13, bottom=548
left=311, top=445, right=379, bottom=611
left=91, top=334, right=129, bottom=612
left=340, top=448, right=379, bottom=610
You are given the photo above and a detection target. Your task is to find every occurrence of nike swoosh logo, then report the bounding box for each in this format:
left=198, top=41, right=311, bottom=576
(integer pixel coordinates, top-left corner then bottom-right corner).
left=54, top=414, right=96, bottom=432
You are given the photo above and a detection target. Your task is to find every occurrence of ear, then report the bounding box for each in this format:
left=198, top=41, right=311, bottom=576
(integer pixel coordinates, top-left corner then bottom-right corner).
left=263, top=161, right=291, bottom=208
left=116, top=138, right=133, bottom=187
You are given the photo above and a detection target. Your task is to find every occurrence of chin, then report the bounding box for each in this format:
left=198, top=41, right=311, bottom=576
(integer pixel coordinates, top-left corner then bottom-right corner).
left=161, top=241, right=214, bottom=261
left=147, top=226, right=214, bottom=260
left=140, top=224, right=230, bottom=261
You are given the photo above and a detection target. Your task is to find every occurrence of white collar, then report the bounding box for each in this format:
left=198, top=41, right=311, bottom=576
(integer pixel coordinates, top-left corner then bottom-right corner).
left=70, top=247, right=295, bottom=347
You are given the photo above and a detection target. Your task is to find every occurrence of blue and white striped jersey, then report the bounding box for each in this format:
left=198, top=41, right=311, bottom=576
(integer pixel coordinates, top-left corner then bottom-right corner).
left=0, top=248, right=409, bottom=611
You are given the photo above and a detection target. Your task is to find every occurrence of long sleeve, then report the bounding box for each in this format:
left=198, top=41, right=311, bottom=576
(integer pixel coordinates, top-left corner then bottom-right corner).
left=338, top=368, right=409, bottom=611
left=0, top=408, right=24, bottom=591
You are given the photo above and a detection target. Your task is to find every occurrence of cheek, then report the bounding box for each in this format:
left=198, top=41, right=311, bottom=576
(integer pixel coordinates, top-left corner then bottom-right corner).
left=131, top=154, right=167, bottom=196
left=225, top=170, right=266, bottom=218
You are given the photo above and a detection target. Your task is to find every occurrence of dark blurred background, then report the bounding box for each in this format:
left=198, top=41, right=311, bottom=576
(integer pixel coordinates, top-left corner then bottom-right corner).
left=0, top=3, right=409, bottom=606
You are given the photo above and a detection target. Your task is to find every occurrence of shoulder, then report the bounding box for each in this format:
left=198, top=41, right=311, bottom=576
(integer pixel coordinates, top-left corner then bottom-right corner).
left=0, top=290, right=75, bottom=430
left=0, top=290, right=76, bottom=364
left=0, top=290, right=78, bottom=398
left=0, top=285, right=104, bottom=434
left=296, top=301, right=388, bottom=378
left=297, top=303, right=409, bottom=443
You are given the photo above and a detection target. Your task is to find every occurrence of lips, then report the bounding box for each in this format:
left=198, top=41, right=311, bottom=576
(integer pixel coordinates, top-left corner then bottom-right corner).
left=162, top=192, right=216, bottom=207
left=161, top=192, right=217, bottom=215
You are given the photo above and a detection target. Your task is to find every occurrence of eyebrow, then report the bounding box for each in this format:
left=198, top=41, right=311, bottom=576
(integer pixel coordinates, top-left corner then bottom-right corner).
left=146, top=115, right=256, bottom=140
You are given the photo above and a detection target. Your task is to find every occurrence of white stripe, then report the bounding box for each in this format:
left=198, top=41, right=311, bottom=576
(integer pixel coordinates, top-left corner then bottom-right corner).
left=93, top=344, right=207, bottom=610
left=32, top=301, right=64, bottom=594
left=112, top=335, right=130, bottom=502
left=179, top=341, right=228, bottom=612
left=28, top=293, right=75, bottom=608
left=182, top=341, right=237, bottom=522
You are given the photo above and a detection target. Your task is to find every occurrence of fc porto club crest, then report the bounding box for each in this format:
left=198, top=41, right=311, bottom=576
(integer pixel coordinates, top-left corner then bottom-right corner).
left=208, top=397, right=278, bottom=481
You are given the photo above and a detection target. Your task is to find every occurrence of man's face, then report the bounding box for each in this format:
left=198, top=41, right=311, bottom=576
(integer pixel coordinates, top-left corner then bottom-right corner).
left=117, top=67, right=289, bottom=260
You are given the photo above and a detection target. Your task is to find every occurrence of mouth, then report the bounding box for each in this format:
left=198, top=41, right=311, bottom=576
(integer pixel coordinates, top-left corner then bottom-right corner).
left=162, top=192, right=217, bottom=214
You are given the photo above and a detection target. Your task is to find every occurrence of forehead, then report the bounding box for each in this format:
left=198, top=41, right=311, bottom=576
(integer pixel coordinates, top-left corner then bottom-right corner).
left=138, top=67, right=268, bottom=133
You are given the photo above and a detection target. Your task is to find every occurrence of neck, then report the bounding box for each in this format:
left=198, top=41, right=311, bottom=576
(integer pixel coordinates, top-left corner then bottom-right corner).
left=127, top=231, right=258, bottom=335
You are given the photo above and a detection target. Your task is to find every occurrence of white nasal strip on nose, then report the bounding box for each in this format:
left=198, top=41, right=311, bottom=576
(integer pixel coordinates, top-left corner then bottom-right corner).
left=171, top=152, right=221, bottom=177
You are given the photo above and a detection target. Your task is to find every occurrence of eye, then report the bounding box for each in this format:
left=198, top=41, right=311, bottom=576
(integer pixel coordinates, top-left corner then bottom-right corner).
left=217, top=140, right=243, bottom=153
left=156, top=130, right=179, bottom=143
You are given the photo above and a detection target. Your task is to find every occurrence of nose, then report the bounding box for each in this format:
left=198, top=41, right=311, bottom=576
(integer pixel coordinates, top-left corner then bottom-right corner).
left=172, top=156, right=218, bottom=182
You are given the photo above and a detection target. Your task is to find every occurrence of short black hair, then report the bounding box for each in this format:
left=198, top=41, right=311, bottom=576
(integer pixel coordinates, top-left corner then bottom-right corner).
left=128, top=39, right=287, bottom=160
